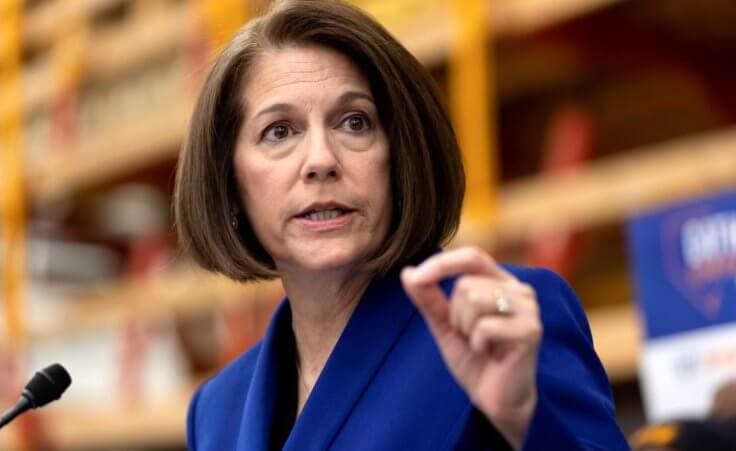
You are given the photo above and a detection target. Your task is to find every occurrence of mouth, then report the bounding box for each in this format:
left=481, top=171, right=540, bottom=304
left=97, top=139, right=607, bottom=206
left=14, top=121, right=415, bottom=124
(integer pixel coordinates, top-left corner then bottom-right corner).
left=293, top=202, right=359, bottom=231
left=298, top=208, right=353, bottom=221
left=295, top=202, right=357, bottom=222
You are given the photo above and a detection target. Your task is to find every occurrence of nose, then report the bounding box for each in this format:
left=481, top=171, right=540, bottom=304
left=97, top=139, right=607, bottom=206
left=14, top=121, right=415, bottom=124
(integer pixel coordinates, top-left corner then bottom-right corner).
left=300, top=127, right=341, bottom=182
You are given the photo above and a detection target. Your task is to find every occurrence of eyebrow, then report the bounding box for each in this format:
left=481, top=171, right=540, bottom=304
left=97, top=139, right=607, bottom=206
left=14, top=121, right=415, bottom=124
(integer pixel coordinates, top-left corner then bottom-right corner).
left=252, top=103, right=293, bottom=120
left=251, top=90, right=374, bottom=120
left=335, top=90, right=374, bottom=105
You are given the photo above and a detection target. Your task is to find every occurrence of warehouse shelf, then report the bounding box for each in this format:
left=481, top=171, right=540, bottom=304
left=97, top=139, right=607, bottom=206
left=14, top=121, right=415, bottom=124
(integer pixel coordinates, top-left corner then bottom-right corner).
left=491, top=0, right=623, bottom=35
left=494, top=127, right=736, bottom=244
left=20, top=1, right=192, bottom=117
left=27, top=97, right=195, bottom=203
left=27, top=269, right=282, bottom=342
left=10, top=0, right=623, bottom=119
left=22, top=0, right=125, bottom=51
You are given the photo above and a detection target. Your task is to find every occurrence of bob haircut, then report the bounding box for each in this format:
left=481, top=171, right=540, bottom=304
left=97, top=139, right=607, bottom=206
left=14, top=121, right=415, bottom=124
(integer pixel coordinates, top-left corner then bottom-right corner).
left=174, top=0, right=465, bottom=282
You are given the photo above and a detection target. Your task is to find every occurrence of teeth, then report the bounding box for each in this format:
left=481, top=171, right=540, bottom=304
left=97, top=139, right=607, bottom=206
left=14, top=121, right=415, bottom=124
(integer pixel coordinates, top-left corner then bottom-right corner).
left=306, top=209, right=345, bottom=221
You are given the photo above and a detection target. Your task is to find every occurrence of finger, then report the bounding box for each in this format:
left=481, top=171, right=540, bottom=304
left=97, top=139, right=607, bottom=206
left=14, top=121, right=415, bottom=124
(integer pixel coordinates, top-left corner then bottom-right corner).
left=468, top=316, right=542, bottom=354
left=450, top=278, right=538, bottom=335
left=401, top=267, right=451, bottom=334
left=412, top=247, right=511, bottom=286
left=450, top=279, right=501, bottom=336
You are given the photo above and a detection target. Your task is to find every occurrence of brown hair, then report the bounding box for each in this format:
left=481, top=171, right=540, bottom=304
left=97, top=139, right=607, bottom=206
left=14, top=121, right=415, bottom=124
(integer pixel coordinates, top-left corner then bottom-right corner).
left=174, top=0, right=465, bottom=282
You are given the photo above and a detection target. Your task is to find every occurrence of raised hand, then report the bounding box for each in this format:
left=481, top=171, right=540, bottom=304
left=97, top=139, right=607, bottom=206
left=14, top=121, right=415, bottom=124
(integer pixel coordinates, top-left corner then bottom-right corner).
left=401, top=247, right=542, bottom=449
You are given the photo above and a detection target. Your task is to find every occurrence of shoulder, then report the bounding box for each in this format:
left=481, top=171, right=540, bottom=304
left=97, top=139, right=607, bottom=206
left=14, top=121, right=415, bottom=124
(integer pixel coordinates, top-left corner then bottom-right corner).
left=502, top=263, right=574, bottom=297
left=500, top=266, right=628, bottom=448
left=187, top=341, right=262, bottom=446
left=502, top=264, right=594, bottom=342
left=192, top=341, right=262, bottom=410
left=501, top=265, right=600, bottom=372
left=499, top=265, right=611, bottom=401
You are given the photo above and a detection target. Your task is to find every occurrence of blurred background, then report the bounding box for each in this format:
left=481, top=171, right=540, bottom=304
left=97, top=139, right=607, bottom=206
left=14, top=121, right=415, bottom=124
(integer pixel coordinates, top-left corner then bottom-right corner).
left=1, top=0, right=736, bottom=449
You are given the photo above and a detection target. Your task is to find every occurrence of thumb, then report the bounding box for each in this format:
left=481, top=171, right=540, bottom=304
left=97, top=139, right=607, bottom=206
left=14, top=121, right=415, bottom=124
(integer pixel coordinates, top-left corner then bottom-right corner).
left=401, top=267, right=451, bottom=334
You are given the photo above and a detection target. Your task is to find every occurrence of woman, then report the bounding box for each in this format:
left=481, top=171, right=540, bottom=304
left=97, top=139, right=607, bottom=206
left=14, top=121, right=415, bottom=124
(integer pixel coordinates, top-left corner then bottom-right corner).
left=175, top=0, right=629, bottom=449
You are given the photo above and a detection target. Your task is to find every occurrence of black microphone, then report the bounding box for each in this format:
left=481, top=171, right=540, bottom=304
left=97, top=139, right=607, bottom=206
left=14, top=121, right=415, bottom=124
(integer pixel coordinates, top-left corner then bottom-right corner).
left=0, top=363, right=72, bottom=429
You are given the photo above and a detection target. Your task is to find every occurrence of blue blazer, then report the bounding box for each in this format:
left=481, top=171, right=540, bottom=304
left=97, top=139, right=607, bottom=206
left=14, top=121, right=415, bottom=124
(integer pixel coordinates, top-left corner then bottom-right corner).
left=187, top=266, right=630, bottom=450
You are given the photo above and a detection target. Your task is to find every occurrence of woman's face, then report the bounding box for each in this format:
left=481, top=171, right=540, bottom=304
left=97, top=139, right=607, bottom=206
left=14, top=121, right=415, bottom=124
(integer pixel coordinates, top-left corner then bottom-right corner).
left=233, top=45, right=391, bottom=275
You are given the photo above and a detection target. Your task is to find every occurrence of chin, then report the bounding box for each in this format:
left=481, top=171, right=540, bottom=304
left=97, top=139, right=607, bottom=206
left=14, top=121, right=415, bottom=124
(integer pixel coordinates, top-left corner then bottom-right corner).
left=290, top=240, right=373, bottom=273
left=301, top=250, right=362, bottom=272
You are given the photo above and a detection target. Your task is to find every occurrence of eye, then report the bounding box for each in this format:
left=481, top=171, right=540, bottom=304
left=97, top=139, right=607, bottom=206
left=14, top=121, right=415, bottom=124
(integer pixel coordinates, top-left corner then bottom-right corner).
left=261, top=123, right=292, bottom=142
left=340, top=114, right=370, bottom=133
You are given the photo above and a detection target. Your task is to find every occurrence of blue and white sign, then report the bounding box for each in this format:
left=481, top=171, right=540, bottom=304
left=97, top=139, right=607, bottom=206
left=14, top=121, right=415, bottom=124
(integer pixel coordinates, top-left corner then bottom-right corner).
left=628, top=188, right=736, bottom=422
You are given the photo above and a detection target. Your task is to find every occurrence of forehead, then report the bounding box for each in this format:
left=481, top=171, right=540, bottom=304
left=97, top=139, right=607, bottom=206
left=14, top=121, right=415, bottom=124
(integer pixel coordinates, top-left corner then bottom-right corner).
left=243, top=45, right=371, bottom=110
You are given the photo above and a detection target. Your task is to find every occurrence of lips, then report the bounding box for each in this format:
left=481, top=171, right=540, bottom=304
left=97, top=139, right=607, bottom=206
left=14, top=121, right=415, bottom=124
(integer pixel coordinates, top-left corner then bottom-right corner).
left=295, top=201, right=356, bottom=220
left=293, top=201, right=357, bottom=232
left=302, top=209, right=348, bottom=221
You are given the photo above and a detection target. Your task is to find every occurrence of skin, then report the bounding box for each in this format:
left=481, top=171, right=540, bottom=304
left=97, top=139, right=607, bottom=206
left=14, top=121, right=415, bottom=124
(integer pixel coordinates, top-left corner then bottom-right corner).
left=233, top=44, right=541, bottom=449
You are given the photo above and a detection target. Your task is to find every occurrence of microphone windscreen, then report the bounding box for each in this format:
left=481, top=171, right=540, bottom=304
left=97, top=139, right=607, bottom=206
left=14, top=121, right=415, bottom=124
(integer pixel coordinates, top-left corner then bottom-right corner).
left=24, top=363, right=72, bottom=407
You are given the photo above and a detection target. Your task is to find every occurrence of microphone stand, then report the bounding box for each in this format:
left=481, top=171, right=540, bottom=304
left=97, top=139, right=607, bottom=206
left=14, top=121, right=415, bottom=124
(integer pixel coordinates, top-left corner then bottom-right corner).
left=0, top=396, right=31, bottom=429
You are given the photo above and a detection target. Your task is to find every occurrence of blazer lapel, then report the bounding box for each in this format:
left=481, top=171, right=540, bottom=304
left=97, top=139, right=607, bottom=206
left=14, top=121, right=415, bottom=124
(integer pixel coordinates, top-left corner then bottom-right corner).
left=284, top=272, right=417, bottom=451
left=237, top=300, right=292, bottom=451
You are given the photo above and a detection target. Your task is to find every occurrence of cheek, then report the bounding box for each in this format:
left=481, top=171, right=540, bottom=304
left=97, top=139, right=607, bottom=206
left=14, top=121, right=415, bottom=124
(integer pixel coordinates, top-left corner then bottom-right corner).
left=233, top=155, right=279, bottom=228
left=377, top=141, right=391, bottom=198
left=367, top=147, right=392, bottom=218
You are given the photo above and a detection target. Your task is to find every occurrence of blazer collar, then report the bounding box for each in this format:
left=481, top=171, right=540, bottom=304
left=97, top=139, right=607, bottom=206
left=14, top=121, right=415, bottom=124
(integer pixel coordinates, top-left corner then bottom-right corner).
left=237, top=271, right=417, bottom=451
left=237, top=298, right=293, bottom=451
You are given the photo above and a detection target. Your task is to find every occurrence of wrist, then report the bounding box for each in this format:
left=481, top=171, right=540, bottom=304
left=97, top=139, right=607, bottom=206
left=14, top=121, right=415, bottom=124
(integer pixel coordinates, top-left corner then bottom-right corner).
left=477, top=390, right=537, bottom=450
